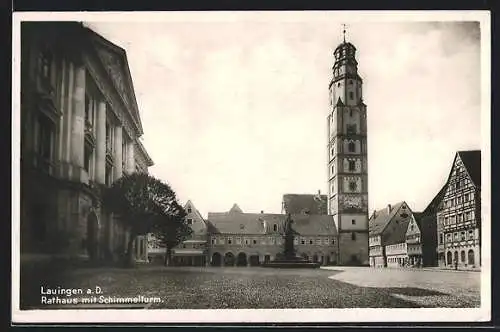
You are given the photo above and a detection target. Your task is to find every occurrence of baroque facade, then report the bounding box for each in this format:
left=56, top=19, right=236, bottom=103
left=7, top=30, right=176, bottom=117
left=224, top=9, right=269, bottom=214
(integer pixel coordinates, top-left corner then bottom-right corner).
left=436, top=151, right=481, bottom=269
left=327, top=39, right=369, bottom=265
left=20, top=22, right=153, bottom=262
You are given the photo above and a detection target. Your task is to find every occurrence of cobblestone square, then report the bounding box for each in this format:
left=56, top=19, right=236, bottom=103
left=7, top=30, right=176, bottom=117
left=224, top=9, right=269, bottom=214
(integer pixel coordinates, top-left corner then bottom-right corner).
left=23, top=265, right=480, bottom=309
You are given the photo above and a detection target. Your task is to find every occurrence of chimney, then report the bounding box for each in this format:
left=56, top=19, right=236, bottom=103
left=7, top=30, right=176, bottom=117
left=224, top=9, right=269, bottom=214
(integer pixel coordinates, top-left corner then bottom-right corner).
left=318, top=189, right=321, bottom=196
left=261, top=210, right=264, bottom=214
left=387, top=204, right=392, bottom=213
left=373, top=210, right=377, bottom=218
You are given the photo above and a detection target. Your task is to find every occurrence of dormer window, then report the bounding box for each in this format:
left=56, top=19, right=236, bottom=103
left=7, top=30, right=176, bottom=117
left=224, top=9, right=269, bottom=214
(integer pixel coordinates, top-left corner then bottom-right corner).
left=187, top=207, right=192, bottom=213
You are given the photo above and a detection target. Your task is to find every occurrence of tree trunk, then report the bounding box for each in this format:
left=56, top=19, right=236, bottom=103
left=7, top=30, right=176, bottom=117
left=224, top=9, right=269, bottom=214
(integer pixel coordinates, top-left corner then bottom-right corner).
left=164, top=247, right=172, bottom=266
left=125, top=232, right=136, bottom=268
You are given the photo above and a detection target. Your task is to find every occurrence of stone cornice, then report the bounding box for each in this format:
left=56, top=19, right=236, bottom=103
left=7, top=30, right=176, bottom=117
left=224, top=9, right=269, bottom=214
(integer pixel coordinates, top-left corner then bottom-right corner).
left=83, top=51, right=136, bottom=139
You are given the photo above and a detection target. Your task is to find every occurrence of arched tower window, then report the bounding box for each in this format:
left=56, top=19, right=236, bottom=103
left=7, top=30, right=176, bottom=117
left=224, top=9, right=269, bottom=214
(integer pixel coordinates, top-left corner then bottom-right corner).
left=348, top=141, right=355, bottom=152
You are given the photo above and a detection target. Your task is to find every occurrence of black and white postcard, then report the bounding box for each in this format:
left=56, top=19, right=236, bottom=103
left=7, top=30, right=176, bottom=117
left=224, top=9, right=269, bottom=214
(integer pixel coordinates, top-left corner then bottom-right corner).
left=11, top=10, right=491, bottom=324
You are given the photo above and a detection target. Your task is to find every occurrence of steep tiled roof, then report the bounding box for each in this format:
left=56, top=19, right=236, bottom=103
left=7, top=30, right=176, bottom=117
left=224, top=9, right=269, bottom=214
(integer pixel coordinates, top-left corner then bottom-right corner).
left=423, top=184, right=447, bottom=215
left=282, top=193, right=328, bottom=215
left=458, top=150, right=481, bottom=188
left=384, top=218, right=410, bottom=246
left=207, top=211, right=284, bottom=234
left=368, top=202, right=405, bottom=236
left=291, top=214, right=338, bottom=236
left=207, top=210, right=337, bottom=236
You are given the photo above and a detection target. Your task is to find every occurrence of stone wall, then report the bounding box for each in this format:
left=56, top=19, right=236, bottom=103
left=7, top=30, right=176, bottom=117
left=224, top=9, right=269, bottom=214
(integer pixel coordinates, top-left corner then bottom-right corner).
left=338, top=232, right=369, bottom=265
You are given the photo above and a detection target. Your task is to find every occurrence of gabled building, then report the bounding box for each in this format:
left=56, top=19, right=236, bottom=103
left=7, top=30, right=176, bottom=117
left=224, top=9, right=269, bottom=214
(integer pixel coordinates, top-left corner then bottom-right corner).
left=436, top=150, right=481, bottom=269
left=206, top=202, right=338, bottom=267
left=20, top=22, right=153, bottom=263
left=369, top=202, right=409, bottom=267
left=147, top=200, right=210, bottom=266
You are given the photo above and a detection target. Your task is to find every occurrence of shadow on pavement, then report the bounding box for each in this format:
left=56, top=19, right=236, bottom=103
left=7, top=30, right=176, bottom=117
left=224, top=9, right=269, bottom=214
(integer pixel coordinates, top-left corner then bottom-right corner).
left=382, top=287, right=447, bottom=297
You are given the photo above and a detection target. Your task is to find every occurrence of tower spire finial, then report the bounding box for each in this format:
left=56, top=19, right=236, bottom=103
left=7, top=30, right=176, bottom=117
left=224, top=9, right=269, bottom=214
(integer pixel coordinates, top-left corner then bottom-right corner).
left=342, top=24, right=347, bottom=43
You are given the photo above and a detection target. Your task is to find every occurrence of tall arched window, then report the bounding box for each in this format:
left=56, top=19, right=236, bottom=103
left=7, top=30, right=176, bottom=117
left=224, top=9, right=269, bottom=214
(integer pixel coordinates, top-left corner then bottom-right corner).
left=348, top=141, right=355, bottom=152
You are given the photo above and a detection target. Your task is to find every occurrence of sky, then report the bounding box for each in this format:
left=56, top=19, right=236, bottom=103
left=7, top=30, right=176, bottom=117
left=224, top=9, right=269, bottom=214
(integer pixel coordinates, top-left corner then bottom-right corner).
left=84, top=14, right=482, bottom=218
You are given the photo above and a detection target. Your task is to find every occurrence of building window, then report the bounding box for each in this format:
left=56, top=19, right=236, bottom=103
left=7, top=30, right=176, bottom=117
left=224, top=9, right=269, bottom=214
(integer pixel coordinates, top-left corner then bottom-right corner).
left=37, top=48, right=52, bottom=81
left=309, top=239, right=313, bottom=244
left=187, top=208, right=192, bottom=213
left=227, top=237, right=232, bottom=244
left=460, top=231, right=465, bottom=241
left=294, top=238, right=299, bottom=245
left=348, top=181, right=357, bottom=192
left=349, top=91, right=354, bottom=100
left=36, top=115, right=55, bottom=165
left=468, top=230, right=474, bottom=239
left=84, top=144, right=92, bottom=173
left=236, top=237, right=242, bottom=244
left=211, top=238, right=216, bottom=245
left=253, top=239, right=257, bottom=244
left=348, top=141, right=355, bottom=152
left=454, top=232, right=459, bottom=241
left=351, top=219, right=356, bottom=225
left=351, top=232, right=356, bottom=241
left=105, top=122, right=113, bottom=153
left=348, top=160, right=355, bottom=172
left=273, top=224, right=278, bottom=232
left=439, top=233, right=444, bottom=244
left=186, top=219, right=193, bottom=225
left=301, top=238, right=305, bottom=245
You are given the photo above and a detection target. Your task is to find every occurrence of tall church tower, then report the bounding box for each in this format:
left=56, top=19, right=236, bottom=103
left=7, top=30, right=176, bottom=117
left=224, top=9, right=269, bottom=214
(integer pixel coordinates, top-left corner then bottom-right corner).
left=327, top=30, right=369, bottom=266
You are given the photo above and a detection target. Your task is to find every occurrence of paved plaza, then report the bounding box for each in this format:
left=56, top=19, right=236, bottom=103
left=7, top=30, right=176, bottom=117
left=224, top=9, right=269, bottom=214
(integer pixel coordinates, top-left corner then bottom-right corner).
left=22, top=265, right=480, bottom=310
